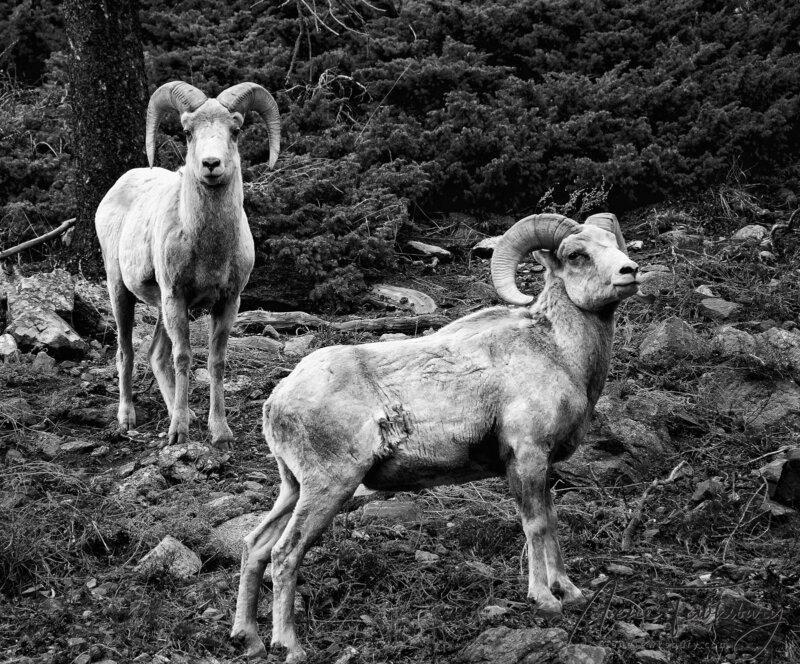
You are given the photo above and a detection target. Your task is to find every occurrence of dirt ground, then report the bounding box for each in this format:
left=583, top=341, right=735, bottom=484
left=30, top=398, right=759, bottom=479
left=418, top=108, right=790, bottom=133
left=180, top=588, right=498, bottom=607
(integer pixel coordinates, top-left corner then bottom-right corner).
left=2, top=217, right=800, bottom=664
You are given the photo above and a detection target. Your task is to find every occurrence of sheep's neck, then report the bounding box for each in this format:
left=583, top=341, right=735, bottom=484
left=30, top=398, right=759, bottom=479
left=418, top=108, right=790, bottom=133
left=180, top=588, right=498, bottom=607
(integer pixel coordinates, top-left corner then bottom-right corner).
left=178, top=167, right=244, bottom=261
left=530, top=278, right=615, bottom=405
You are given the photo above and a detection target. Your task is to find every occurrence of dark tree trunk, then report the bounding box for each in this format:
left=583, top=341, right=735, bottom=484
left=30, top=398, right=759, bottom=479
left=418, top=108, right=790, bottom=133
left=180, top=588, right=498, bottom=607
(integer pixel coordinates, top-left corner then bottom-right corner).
left=62, top=0, right=148, bottom=276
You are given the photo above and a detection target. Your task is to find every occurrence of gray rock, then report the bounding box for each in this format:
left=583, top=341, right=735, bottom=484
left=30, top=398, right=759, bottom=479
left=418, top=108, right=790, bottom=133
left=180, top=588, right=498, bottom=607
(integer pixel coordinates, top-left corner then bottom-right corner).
left=556, top=387, right=677, bottom=485
left=626, top=240, right=644, bottom=251
left=731, top=224, right=768, bottom=243
left=359, top=500, right=422, bottom=524
left=712, top=326, right=755, bottom=357
left=30, top=432, right=62, bottom=459
left=284, top=334, right=316, bottom=357
left=211, top=511, right=266, bottom=561
left=700, top=369, right=800, bottom=429
left=228, top=335, right=283, bottom=354
left=480, top=604, right=510, bottom=620
left=637, top=271, right=679, bottom=302
left=194, top=368, right=211, bottom=383
left=0, top=396, right=36, bottom=426
left=370, top=284, right=437, bottom=315
left=31, top=350, right=56, bottom=372
left=117, top=466, right=168, bottom=499
left=157, top=443, right=229, bottom=483
left=658, top=229, right=704, bottom=251
left=699, top=298, right=742, bottom=321
left=458, top=626, right=608, bottom=664
left=634, top=651, right=669, bottom=664
left=6, top=297, right=87, bottom=356
left=616, top=621, right=647, bottom=640
left=606, top=563, right=635, bottom=576
left=406, top=240, right=452, bottom=261
left=380, top=332, right=410, bottom=342
left=16, top=268, right=75, bottom=318
left=691, top=478, right=724, bottom=503
left=135, top=535, right=201, bottom=579
left=59, top=439, right=97, bottom=454
left=639, top=317, right=706, bottom=367
left=471, top=236, right=502, bottom=259
left=559, top=645, right=608, bottom=664
left=415, top=550, right=439, bottom=564
left=693, top=284, right=716, bottom=298
left=754, top=327, right=800, bottom=381
left=0, top=333, right=19, bottom=360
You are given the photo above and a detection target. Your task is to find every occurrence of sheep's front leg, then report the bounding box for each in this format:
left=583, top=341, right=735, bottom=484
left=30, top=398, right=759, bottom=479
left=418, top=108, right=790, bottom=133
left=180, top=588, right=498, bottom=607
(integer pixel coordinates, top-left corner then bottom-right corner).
left=544, top=487, right=585, bottom=607
left=505, top=444, right=562, bottom=618
left=161, top=292, right=192, bottom=445
left=207, top=296, right=239, bottom=449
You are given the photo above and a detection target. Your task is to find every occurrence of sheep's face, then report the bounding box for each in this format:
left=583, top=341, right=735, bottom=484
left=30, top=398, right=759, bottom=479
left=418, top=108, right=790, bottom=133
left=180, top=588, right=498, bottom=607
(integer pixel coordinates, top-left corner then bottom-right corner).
left=537, top=226, right=639, bottom=310
left=181, top=100, right=244, bottom=187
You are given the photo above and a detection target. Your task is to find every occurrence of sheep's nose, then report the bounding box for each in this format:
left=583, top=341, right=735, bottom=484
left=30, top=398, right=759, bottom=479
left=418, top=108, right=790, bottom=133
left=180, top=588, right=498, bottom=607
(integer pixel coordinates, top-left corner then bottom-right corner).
left=619, top=262, right=639, bottom=277
left=202, top=158, right=221, bottom=172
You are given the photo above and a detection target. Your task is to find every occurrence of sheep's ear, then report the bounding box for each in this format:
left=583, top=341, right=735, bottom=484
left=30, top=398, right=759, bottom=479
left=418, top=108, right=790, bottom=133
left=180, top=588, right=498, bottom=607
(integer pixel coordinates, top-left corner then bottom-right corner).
left=533, top=249, right=559, bottom=271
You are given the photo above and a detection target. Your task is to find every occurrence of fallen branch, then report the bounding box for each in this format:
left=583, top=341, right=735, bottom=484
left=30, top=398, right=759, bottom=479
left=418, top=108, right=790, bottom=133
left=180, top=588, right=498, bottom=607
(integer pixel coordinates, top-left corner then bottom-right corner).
left=0, top=218, right=76, bottom=260
left=620, top=460, right=688, bottom=552
left=233, top=310, right=331, bottom=334
left=333, top=313, right=448, bottom=333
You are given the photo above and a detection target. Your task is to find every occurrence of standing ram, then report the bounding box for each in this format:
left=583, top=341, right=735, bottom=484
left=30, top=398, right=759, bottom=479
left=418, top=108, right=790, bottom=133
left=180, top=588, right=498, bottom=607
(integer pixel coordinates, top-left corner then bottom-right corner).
left=95, top=81, right=280, bottom=448
left=231, top=212, right=639, bottom=661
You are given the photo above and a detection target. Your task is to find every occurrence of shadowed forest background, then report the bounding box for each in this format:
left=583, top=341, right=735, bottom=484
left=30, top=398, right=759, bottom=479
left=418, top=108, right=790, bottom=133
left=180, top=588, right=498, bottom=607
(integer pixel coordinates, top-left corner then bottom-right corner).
left=2, top=0, right=800, bottom=309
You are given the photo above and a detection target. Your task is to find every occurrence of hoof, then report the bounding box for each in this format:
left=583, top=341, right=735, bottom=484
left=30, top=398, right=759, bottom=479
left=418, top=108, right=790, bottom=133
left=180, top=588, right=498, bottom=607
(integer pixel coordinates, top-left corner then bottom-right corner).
left=211, top=436, right=233, bottom=452
left=231, top=628, right=267, bottom=659
left=529, top=592, right=562, bottom=619
left=553, top=579, right=587, bottom=608
left=270, top=642, right=307, bottom=663
left=117, top=403, right=136, bottom=431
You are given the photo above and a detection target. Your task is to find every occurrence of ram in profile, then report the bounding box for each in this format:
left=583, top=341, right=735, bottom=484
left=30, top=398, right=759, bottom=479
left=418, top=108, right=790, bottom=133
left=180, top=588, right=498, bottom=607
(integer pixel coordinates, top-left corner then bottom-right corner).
left=231, top=213, right=639, bottom=662
left=95, top=81, right=280, bottom=448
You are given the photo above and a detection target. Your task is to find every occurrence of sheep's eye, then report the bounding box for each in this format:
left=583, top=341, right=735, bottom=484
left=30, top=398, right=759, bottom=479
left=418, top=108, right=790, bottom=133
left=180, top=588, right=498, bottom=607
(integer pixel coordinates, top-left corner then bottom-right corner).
left=567, top=251, right=586, bottom=261
left=183, top=129, right=192, bottom=140
left=231, top=127, right=241, bottom=139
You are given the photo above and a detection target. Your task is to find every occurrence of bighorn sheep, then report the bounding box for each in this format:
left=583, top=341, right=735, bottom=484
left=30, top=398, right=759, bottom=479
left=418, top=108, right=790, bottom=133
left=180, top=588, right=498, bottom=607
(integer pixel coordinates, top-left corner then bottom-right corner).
left=231, top=213, right=638, bottom=661
left=95, top=81, right=280, bottom=448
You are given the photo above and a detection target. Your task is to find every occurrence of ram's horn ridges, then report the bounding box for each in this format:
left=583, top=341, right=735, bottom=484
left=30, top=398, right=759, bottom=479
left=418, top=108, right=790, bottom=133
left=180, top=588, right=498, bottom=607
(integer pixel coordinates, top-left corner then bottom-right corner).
left=145, top=81, right=207, bottom=167
left=491, top=214, right=581, bottom=305
left=584, top=213, right=628, bottom=255
left=217, top=83, right=281, bottom=169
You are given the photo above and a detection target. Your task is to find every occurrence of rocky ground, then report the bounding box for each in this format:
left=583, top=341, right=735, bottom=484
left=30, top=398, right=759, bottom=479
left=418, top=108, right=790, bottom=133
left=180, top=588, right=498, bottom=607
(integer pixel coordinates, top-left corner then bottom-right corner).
left=1, top=206, right=800, bottom=664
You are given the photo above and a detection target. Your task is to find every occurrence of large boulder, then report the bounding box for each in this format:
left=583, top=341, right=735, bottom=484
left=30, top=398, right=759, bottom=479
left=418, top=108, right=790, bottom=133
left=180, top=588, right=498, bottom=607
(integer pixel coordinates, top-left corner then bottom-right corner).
left=458, top=626, right=608, bottom=664
left=5, top=269, right=87, bottom=357
left=639, top=317, right=707, bottom=367
left=211, top=511, right=266, bottom=562
left=134, top=535, right=201, bottom=579
left=556, top=387, right=677, bottom=485
left=699, top=369, right=800, bottom=429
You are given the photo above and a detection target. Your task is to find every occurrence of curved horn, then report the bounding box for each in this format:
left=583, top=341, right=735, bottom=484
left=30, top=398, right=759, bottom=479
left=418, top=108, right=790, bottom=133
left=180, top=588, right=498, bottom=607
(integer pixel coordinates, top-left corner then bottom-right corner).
left=146, top=81, right=207, bottom=167
left=584, top=213, right=628, bottom=255
left=216, top=82, right=281, bottom=169
left=491, top=214, right=581, bottom=306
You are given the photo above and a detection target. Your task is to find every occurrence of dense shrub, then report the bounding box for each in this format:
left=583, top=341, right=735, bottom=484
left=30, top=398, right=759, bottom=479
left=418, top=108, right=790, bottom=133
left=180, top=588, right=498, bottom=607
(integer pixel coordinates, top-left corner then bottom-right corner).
left=1, top=0, right=799, bottom=305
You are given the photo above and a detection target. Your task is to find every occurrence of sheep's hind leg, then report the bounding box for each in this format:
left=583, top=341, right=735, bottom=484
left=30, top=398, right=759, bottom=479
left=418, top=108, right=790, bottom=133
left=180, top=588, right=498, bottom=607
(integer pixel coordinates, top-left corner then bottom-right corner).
left=149, top=312, right=176, bottom=415
left=543, top=485, right=585, bottom=607
left=207, top=296, right=239, bottom=449
left=109, top=279, right=136, bottom=431
left=505, top=445, right=562, bottom=618
left=231, top=458, right=300, bottom=658
left=161, top=292, right=192, bottom=445
left=271, top=472, right=363, bottom=663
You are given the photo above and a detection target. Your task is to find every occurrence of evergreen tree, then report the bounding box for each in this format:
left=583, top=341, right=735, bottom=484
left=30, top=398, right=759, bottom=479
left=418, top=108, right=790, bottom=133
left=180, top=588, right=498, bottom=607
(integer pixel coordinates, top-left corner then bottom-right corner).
left=62, top=0, right=148, bottom=274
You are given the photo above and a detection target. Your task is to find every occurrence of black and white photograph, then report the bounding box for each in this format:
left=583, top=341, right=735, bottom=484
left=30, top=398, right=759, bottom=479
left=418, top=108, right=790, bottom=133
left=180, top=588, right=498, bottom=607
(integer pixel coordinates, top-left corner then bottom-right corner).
left=1, top=1, right=799, bottom=662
